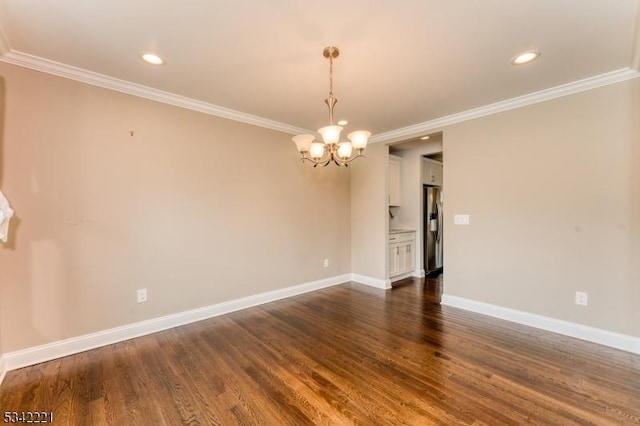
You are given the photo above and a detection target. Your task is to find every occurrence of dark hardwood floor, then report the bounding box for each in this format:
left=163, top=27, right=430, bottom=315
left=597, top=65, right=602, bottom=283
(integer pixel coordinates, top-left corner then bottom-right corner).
left=1, top=279, right=639, bottom=425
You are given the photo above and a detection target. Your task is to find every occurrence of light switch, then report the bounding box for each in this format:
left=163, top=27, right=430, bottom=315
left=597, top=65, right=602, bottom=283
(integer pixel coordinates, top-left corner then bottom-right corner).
left=454, top=214, right=470, bottom=225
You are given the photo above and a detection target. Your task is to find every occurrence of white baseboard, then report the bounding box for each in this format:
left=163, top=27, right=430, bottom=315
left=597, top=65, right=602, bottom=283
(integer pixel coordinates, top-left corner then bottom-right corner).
left=0, top=355, right=6, bottom=386
left=350, top=274, right=391, bottom=289
left=389, top=271, right=415, bottom=283
left=441, top=294, right=640, bottom=355
left=414, top=269, right=426, bottom=278
left=2, top=274, right=351, bottom=373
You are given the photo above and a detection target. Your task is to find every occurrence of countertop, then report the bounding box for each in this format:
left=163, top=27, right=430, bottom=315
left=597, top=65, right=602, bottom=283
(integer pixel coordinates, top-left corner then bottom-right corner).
left=389, top=228, right=416, bottom=234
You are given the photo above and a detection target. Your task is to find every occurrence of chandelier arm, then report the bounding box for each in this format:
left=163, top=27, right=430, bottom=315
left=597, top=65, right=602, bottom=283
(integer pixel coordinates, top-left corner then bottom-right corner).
left=345, top=153, right=365, bottom=163
left=300, top=148, right=332, bottom=166
left=300, top=157, right=325, bottom=166
left=336, top=153, right=366, bottom=166
left=321, top=149, right=333, bottom=164
left=332, top=155, right=347, bottom=167
left=301, top=152, right=367, bottom=168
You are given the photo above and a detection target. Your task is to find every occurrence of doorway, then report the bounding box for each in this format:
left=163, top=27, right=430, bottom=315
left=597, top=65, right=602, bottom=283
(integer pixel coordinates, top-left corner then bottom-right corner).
left=388, top=132, right=444, bottom=297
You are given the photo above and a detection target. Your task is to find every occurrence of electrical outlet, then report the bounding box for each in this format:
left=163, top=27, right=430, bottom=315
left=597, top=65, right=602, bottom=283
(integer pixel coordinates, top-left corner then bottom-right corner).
left=323, top=258, right=329, bottom=268
left=137, top=288, right=148, bottom=303
left=454, top=214, right=470, bottom=225
left=575, top=291, right=588, bottom=306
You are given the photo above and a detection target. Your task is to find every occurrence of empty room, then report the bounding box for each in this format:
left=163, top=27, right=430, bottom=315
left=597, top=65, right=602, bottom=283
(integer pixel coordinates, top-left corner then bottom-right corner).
left=0, top=1, right=639, bottom=424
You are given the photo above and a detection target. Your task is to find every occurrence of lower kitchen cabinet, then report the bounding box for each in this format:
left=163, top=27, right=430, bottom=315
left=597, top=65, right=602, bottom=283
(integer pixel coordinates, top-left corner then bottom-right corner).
left=389, top=231, right=416, bottom=279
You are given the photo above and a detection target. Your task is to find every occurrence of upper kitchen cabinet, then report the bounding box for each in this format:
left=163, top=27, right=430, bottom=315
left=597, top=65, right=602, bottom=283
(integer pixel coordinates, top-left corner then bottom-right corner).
left=422, top=157, right=443, bottom=187
left=389, top=155, right=402, bottom=206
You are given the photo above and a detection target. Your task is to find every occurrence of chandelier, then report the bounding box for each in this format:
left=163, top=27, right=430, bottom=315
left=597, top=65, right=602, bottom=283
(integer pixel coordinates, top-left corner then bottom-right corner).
left=292, top=46, right=371, bottom=167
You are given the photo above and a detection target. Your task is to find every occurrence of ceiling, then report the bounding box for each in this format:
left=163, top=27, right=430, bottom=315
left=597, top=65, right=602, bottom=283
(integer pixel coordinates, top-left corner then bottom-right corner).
left=0, top=1, right=638, bottom=142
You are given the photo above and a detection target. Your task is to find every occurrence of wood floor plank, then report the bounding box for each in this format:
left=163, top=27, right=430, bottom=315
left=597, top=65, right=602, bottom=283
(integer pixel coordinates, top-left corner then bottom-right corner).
left=1, top=278, right=639, bottom=425
left=230, top=309, right=417, bottom=425
left=251, top=302, right=473, bottom=424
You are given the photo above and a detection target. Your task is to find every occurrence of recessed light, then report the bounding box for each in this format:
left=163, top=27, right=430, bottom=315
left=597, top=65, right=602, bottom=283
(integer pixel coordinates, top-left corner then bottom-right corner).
left=511, top=50, right=541, bottom=65
left=141, top=52, right=165, bottom=65
left=337, top=119, right=348, bottom=126
left=420, top=136, right=430, bottom=140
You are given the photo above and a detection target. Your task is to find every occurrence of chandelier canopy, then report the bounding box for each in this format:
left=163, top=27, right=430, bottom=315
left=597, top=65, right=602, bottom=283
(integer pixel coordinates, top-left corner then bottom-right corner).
left=293, top=46, right=371, bottom=167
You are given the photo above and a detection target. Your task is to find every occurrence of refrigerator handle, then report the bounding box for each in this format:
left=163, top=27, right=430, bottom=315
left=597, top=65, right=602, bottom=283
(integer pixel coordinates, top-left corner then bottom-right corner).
left=434, top=202, right=440, bottom=242
left=437, top=202, right=443, bottom=243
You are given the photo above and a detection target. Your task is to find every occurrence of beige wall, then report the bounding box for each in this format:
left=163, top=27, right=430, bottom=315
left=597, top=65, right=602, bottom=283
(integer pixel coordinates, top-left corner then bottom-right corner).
left=444, top=78, right=640, bottom=337
left=1, top=60, right=636, bottom=357
left=350, top=143, right=387, bottom=281
left=0, top=62, right=351, bottom=353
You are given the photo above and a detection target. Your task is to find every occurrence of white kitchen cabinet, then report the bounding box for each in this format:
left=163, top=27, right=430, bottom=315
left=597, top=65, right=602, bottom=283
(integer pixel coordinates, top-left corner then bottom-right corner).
left=403, top=241, right=415, bottom=272
left=388, top=244, right=399, bottom=277
left=422, top=158, right=443, bottom=187
left=389, top=155, right=402, bottom=206
left=389, top=231, right=416, bottom=279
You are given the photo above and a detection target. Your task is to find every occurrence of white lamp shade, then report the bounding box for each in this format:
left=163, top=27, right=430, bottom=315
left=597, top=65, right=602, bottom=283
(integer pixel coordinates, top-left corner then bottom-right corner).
left=337, top=142, right=353, bottom=159
left=309, top=142, right=325, bottom=159
left=292, top=134, right=315, bottom=153
left=348, top=130, right=371, bottom=150
left=318, top=125, right=343, bottom=145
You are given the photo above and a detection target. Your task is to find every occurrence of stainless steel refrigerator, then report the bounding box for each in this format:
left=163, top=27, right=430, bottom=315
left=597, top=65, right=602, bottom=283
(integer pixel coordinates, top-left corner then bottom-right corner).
left=423, top=185, right=443, bottom=276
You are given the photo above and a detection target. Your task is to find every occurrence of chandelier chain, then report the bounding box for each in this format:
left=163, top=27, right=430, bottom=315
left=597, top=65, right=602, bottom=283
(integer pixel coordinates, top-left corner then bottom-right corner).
left=328, top=50, right=334, bottom=124
left=329, top=50, right=333, bottom=98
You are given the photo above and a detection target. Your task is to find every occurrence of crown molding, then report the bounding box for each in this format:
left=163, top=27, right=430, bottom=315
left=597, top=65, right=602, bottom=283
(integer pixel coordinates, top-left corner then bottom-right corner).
left=371, top=67, right=640, bottom=144
left=1, top=49, right=638, bottom=143
left=0, top=50, right=312, bottom=136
